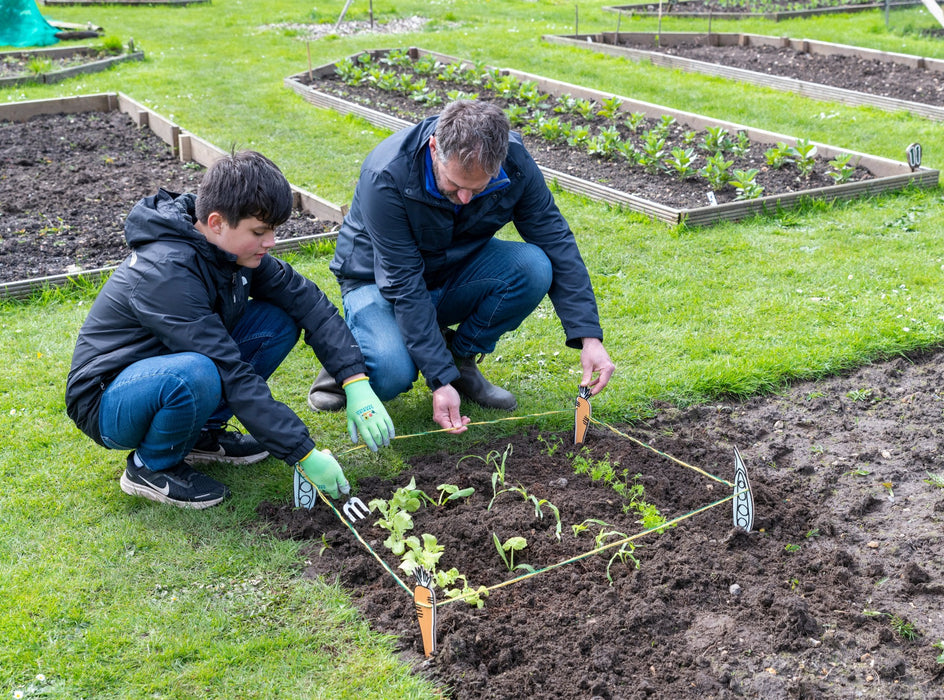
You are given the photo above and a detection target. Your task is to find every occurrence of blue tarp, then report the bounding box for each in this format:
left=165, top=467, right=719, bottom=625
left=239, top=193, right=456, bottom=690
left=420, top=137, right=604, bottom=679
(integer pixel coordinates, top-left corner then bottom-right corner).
left=0, top=0, right=60, bottom=48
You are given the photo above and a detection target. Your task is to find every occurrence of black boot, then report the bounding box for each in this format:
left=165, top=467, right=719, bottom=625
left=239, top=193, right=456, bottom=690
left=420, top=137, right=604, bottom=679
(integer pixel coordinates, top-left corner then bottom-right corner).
left=307, top=367, right=346, bottom=412
left=452, top=354, right=517, bottom=411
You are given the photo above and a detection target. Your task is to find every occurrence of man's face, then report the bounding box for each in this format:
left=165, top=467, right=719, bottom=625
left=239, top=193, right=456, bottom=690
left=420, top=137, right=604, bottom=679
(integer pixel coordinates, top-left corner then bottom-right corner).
left=210, top=213, right=276, bottom=268
left=429, top=137, right=492, bottom=206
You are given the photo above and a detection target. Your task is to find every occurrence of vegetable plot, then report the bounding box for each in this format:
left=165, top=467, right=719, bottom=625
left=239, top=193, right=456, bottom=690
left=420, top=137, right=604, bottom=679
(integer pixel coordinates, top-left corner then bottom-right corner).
left=285, top=47, right=938, bottom=225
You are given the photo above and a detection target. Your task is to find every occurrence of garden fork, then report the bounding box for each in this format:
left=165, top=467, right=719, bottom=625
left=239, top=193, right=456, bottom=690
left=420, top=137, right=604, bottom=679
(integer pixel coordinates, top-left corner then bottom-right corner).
left=293, top=466, right=370, bottom=522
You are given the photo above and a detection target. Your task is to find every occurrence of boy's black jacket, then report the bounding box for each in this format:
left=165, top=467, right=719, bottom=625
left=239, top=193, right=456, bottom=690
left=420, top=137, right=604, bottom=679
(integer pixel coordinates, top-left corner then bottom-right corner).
left=66, top=189, right=366, bottom=465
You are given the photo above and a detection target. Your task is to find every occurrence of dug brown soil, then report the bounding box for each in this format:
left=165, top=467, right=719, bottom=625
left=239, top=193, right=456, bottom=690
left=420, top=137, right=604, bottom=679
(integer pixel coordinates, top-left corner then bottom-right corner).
left=637, top=40, right=944, bottom=106
left=260, top=350, right=944, bottom=699
left=0, top=111, right=335, bottom=284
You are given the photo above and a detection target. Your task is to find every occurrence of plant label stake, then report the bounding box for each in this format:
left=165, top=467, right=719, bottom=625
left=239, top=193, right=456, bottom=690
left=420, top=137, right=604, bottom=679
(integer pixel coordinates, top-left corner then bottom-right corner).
left=732, top=445, right=754, bottom=532
left=574, top=385, right=592, bottom=447
left=907, top=142, right=922, bottom=172
left=414, top=568, right=437, bottom=657
left=293, top=466, right=370, bottom=522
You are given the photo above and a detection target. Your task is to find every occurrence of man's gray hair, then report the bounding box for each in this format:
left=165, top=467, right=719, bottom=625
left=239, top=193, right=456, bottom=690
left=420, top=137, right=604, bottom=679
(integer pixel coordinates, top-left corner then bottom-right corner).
left=434, top=100, right=510, bottom=178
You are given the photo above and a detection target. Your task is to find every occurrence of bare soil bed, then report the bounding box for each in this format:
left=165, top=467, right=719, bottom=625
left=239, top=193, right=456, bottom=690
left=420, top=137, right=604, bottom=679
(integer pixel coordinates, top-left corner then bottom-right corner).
left=0, top=111, right=335, bottom=284
left=260, top=350, right=944, bottom=699
left=637, top=40, right=944, bottom=106
left=619, top=0, right=921, bottom=15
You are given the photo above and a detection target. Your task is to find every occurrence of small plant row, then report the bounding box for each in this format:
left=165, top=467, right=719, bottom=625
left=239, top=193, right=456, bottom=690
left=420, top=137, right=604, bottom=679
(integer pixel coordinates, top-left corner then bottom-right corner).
left=330, top=49, right=860, bottom=199
left=360, top=442, right=672, bottom=606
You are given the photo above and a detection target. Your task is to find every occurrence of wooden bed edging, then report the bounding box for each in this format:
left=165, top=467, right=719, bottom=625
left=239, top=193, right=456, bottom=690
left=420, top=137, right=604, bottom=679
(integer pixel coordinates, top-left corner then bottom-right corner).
left=0, top=93, right=344, bottom=301
left=0, top=46, right=144, bottom=88
left=283, top=47, right=938, bottom=228
left=602, top=0, right=922, bottom=21
left=543, top=32, right=944, bottom=123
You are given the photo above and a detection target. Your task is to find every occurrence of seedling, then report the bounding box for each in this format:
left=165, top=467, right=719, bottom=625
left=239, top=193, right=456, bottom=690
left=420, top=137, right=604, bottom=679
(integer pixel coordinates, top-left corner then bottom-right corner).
left=436, top=483, right=475, bottom=505
left=846, top=387, right=873, bottom=402
left=790, top=138, right=818, bottom=178
left=368, top=477, right=430, bottom=555
left=827, top=153, right=856, bottom=184
left=458, top=444, right=512, bottom=508
left=784, top=543, right=801, bottom=553
left=572, top=519, right=640, bottom=583
left=730, top=168, right=764, bottom=200
left=596, top=95, right=623, bottom=120
left=623, top=111, right=646, bottom=133
left=889, top=614, right=919, bottom=641
left=924, top=471, right=944, bottom=489
left=764, top=142, right=794, bottom=169
left=702, top=126, right=731, bottom=154
left=504, top=103, right=531, bottom=127
left=666, top=147, right=699, bottom=180
left=700, top=153, right=733, bottom=190
left=843, top=467, right=871, bottom=477
left=492, top=534, right=535, bottom=573
left=933, top=640, right=944, bottom=664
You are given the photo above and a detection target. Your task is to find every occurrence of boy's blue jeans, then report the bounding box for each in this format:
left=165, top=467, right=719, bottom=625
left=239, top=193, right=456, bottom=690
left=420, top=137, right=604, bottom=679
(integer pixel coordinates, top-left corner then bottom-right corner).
left=343, top=238, right=552, bottom=401
left=98, top=301, right=299, bottom=470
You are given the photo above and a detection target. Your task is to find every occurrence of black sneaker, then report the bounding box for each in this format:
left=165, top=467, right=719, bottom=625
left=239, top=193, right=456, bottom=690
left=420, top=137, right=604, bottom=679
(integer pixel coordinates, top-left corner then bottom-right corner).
left=187, top=426, right=269, bottom=465
left=120, top=453, right=230, bottom=509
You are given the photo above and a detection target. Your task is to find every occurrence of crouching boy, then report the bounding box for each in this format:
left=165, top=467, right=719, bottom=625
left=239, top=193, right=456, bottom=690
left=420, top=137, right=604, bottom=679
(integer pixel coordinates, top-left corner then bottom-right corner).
left=66, top=150, right=393, bottom=508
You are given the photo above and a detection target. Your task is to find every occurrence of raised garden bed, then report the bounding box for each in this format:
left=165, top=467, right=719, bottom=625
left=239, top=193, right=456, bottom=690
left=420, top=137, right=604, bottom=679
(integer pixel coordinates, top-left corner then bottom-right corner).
left=284, top=47, right=937, bottom=226
left=42, top=0, right=207, bottom=5
left=604, top=0, right=923, bottom=20
left=0, top=44, right=143, bottom=88
left=0, top=93, right=344, bottom=300
left=544, top=31, right=944, bottom=122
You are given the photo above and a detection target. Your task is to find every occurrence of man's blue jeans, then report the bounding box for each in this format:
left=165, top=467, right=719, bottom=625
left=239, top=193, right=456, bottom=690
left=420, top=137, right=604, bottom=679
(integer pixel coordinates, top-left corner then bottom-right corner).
left=343, top=238, right=552, bottom=400
left=98, top=301, right=299, bottom=470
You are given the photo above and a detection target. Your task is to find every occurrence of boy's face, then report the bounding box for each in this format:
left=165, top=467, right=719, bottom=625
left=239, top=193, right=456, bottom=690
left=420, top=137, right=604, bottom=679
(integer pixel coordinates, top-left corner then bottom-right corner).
left=206, top=212, right=276, bottom=268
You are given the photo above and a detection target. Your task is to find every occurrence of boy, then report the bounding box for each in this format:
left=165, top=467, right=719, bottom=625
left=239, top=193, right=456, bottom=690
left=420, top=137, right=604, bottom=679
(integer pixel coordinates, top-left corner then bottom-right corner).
left=66, top=150, right=393, bottom=509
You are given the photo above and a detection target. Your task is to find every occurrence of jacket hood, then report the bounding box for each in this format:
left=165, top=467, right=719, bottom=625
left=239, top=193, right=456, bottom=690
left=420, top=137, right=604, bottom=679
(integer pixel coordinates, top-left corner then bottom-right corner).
left=124, top=189, right=208, bottom=253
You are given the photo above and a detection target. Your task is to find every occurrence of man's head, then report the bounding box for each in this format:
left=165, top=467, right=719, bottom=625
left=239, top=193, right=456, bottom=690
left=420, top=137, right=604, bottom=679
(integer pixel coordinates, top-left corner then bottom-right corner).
left=195, top=150, right=293, bottom=268
left=430, top=100, right=510, bottom=206
left=195, top=150, right=293, bottom=228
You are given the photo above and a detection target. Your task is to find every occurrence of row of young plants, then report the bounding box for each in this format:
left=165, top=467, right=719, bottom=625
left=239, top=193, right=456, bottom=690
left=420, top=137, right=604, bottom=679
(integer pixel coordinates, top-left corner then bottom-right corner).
left=329, top=49, right=861, bottom=199
left=363, top=442, right=672, bottom=608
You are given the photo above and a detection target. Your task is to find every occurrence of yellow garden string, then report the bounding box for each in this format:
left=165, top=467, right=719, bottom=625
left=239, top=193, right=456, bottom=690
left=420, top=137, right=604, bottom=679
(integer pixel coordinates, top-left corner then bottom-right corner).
left=436, top=490, right=741, bottom=607
left=304, top=408, right=743, bottom=603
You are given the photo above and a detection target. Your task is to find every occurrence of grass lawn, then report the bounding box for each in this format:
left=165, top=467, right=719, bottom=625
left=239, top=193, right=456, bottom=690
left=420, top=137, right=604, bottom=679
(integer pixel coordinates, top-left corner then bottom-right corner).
left=3, top=0, right=944, bottom=696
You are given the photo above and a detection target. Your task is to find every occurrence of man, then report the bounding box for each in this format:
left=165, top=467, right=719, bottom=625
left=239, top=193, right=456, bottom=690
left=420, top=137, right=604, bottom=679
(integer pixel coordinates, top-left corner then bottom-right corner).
left=308, top=100, right=614, bottom=433
left=66, top=151, right=393, bottom=508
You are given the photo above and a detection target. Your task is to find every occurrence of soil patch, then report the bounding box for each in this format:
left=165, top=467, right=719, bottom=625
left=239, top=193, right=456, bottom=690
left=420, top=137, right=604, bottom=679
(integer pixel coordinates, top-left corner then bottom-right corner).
left=0, top=111, right=335, bottom=284
left=618, top=0, right=921, bottom=15
left=259, top=350, right=944, bottom=699
left=636, top=40, right=944, bottom=106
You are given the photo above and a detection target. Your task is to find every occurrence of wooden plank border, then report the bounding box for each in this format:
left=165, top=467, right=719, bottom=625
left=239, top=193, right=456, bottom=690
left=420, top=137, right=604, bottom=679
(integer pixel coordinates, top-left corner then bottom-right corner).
left=602, top=0, right=922, bottom=21
left=1, top=93, right=344, bottom=301
left=283, top=47, right=937, bottom=227
left=543, top=32, right=944, bottom=122
left=0, top=46, right=144, bottom=88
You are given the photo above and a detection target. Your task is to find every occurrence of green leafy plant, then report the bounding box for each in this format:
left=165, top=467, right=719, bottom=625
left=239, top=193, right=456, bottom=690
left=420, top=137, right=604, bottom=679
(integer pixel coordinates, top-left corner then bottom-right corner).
left=623, top=111, right=646, bottom=133
left=458, top=444, right=513, bottom=509
left=784, top=543, right=802, bottom=553
left=889, top=614, right=919, bottom=641
left=492, top=534, right=535, bottom=573
left=368, top=477, right=430, bottom=555
left=933, top=639, right=944, bottom=664
left=700, top=153, right=734, bottom=190
left=666, top=147, right=699, bottom=180
left=827, top=153, right=856, bottom=184
left=503, top=103, right=531, bottom=126
left=702, top=126, right=731, bottom=154
left=790, top=138, right=818, bottom=178
left=637, top=130, right=667, bottom=174
left=597, top=95, right=623, bottom=120
left=436, top=483, right=475, bottom=505
left=765, top=142, right=794, bottom=169
left=924, top=471, right=944, bottom=489
left=730, top=168, right=764, bottom=200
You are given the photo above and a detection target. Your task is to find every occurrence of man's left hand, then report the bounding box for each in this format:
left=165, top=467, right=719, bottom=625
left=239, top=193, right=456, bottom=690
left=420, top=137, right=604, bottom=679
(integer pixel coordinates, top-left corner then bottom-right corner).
left=579, top=338, right=616, bottom=395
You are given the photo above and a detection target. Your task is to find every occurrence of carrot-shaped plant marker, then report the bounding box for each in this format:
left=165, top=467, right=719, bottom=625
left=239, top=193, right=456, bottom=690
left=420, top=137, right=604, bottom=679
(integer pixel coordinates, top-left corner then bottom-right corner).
left=574, top=385, right=592, bottom=447
left=413, top=568, right=437, bottom=657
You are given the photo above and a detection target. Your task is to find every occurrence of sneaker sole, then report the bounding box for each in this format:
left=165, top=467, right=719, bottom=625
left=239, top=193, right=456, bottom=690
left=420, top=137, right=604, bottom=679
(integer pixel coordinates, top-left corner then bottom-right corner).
left=186, top=448, right=269, bottom=466
left=120, top=472, right=226, bottom=509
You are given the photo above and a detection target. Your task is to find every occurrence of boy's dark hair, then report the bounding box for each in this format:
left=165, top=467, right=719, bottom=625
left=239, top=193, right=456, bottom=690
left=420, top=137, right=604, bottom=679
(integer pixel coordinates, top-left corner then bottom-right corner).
left=195, top=150, right=293, bottom=227
left=434, top=100, right=510, bottom=178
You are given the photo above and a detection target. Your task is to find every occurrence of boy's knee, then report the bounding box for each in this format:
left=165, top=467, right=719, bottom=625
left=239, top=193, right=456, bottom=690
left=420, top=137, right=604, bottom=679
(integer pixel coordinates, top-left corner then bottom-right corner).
left=367, top=356, right=417, bottom=401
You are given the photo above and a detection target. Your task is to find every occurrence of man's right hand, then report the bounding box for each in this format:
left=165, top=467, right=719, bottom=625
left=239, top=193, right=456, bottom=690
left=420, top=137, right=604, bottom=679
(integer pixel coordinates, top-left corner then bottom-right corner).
left=432, top=384, right=471, bottom=434
left=298, top=448, right=349, bottom=499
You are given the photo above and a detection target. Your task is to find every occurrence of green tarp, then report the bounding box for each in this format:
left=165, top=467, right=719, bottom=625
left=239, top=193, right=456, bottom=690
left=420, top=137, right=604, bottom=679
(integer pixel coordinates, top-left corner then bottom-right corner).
left=0, top=0, right=60, bottom=48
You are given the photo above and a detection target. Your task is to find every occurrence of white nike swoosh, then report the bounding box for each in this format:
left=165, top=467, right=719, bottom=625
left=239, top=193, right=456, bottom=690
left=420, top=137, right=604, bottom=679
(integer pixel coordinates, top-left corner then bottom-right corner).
left=141, top=474, right=172, bottom=496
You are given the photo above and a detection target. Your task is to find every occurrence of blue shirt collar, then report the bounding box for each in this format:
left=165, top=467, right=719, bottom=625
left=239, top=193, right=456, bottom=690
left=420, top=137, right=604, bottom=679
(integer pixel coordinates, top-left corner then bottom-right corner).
left=424, top=143, right=509, bottom=208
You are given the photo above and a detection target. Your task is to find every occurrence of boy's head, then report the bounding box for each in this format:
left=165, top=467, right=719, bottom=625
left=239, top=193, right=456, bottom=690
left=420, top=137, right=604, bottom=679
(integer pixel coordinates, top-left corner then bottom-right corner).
left=195, top=150, right=293, bottom=228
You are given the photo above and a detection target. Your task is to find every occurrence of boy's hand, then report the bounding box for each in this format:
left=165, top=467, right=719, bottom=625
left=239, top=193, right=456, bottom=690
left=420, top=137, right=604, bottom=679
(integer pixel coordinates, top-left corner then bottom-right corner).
left=298, top=448, right=349, bottom=499
left=342, top=377, right=395, bottom=452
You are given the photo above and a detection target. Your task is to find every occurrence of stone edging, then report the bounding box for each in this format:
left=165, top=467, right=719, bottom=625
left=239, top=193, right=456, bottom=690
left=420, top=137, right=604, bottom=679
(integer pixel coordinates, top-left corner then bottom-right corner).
left=543, top=32, right=944, bottom=123
left=0, top=93, right=344, bottom=301
left=283, top=46, right=938, bottom=227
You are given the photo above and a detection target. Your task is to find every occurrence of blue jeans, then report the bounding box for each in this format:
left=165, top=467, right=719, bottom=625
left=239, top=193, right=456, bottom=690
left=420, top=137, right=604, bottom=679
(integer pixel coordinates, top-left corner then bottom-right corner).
left=98, top=301, right=300, bottom=470
left=344, top=238, right=552, bottom=400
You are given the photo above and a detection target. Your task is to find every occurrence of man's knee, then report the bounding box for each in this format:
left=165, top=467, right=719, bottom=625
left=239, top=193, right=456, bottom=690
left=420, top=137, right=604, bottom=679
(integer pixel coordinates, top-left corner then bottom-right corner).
left=367, top=352, right=417, bottom=401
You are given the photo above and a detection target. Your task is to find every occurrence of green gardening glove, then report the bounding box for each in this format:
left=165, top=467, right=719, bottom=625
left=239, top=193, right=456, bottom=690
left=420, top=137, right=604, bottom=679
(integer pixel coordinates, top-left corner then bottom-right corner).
left=298, top=448, right=349, bottom=499
left=342, top=376, right=395, bottom=452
